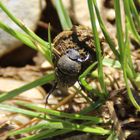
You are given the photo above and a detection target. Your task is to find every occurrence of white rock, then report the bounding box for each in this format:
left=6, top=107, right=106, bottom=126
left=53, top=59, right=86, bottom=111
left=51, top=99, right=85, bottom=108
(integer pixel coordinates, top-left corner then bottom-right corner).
left=0, top=0, right=46, bottom=57
left=12, top=114, right=30, bottom=125
left=0, top=78, right=45, bottom=99
left=106, top=9, right=115, bottom=21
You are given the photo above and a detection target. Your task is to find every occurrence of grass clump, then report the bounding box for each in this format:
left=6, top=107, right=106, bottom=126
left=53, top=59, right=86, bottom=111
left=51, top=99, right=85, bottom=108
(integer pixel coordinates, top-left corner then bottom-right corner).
left=0, top=0, right=140, bottom=139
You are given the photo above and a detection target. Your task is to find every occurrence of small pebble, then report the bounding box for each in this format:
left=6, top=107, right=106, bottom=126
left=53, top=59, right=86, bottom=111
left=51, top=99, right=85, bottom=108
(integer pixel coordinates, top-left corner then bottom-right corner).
left=106, top=9, right=115, bottom=22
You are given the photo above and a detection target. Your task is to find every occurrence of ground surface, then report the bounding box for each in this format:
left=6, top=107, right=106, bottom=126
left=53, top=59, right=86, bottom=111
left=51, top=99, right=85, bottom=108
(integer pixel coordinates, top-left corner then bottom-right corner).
left=0, top=0, right=140, bottom=140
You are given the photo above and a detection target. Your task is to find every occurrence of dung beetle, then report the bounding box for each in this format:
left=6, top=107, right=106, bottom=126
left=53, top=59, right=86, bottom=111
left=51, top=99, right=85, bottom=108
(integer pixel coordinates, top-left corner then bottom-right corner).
left=53, top=26, right=97, bottom=87
left=46, top=26, right=100, bottom=101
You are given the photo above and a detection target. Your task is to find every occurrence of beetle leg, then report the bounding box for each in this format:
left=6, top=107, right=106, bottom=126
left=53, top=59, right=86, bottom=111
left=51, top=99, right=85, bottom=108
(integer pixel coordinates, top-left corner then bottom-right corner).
left=45, top=81, right=57, bottom=105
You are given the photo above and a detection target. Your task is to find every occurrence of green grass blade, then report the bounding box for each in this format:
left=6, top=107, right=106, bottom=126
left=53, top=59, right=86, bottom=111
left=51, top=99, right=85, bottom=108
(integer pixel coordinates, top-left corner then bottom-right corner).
left=7, top=101, right=106, bottom=139
left=55, top=0, right=72, bottom=30
left=129, top=0, right=140, bottom=27
left=114, top=0, right=140, bottom=110
left=123, top=24, right=140, bottom=110
left=0, top=21, right=50, bottom=59
left=80, top=99, right=104, bottom=114
left=106, top=131, right=118, bottom=140
left=20, top=129, right=65, bottom=140
left=135, top=74, right=140, bottom=89
left=0, top=103, right=51, bottom=119
left=114, top=0, right=136, bottom=80
left=48, top=23, right=53, bottom=64
left=92, top=0, right=119, bottom=59
left=0, top=103, right=70, bottom=123
left=124, top=60, right=140, bottom=111
left=0, top=104, right=111, bottom=136
left=16, top=101, right=102, bottom=123
left=79, top=62, right=98, bottom=93
left=9, top=124, right=56, bottom=137
left=0, top=21, right=36, bottom=50
left=125, top=22, right=136, bottom=77
left=0, top=1, right=52, bottom=63
left=92, top=0, right=135, bottom=81
left=114, top=0, right=124, bottom=63
left=123, top=0, right=140, bottom=43
left=103, top=58, right=121, bottom=69
left=0, top=73, right=55, bottom=102
left=9, top=121, right=110, bottom=136
left=87, top=0, right=108, bottom=97
left=92, top=0, right=135, bottom=78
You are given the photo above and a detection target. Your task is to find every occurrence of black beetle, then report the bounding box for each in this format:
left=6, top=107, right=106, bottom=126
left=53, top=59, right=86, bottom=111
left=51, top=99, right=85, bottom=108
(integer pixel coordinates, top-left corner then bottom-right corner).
left=46, top=26, right=99, bottom=101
